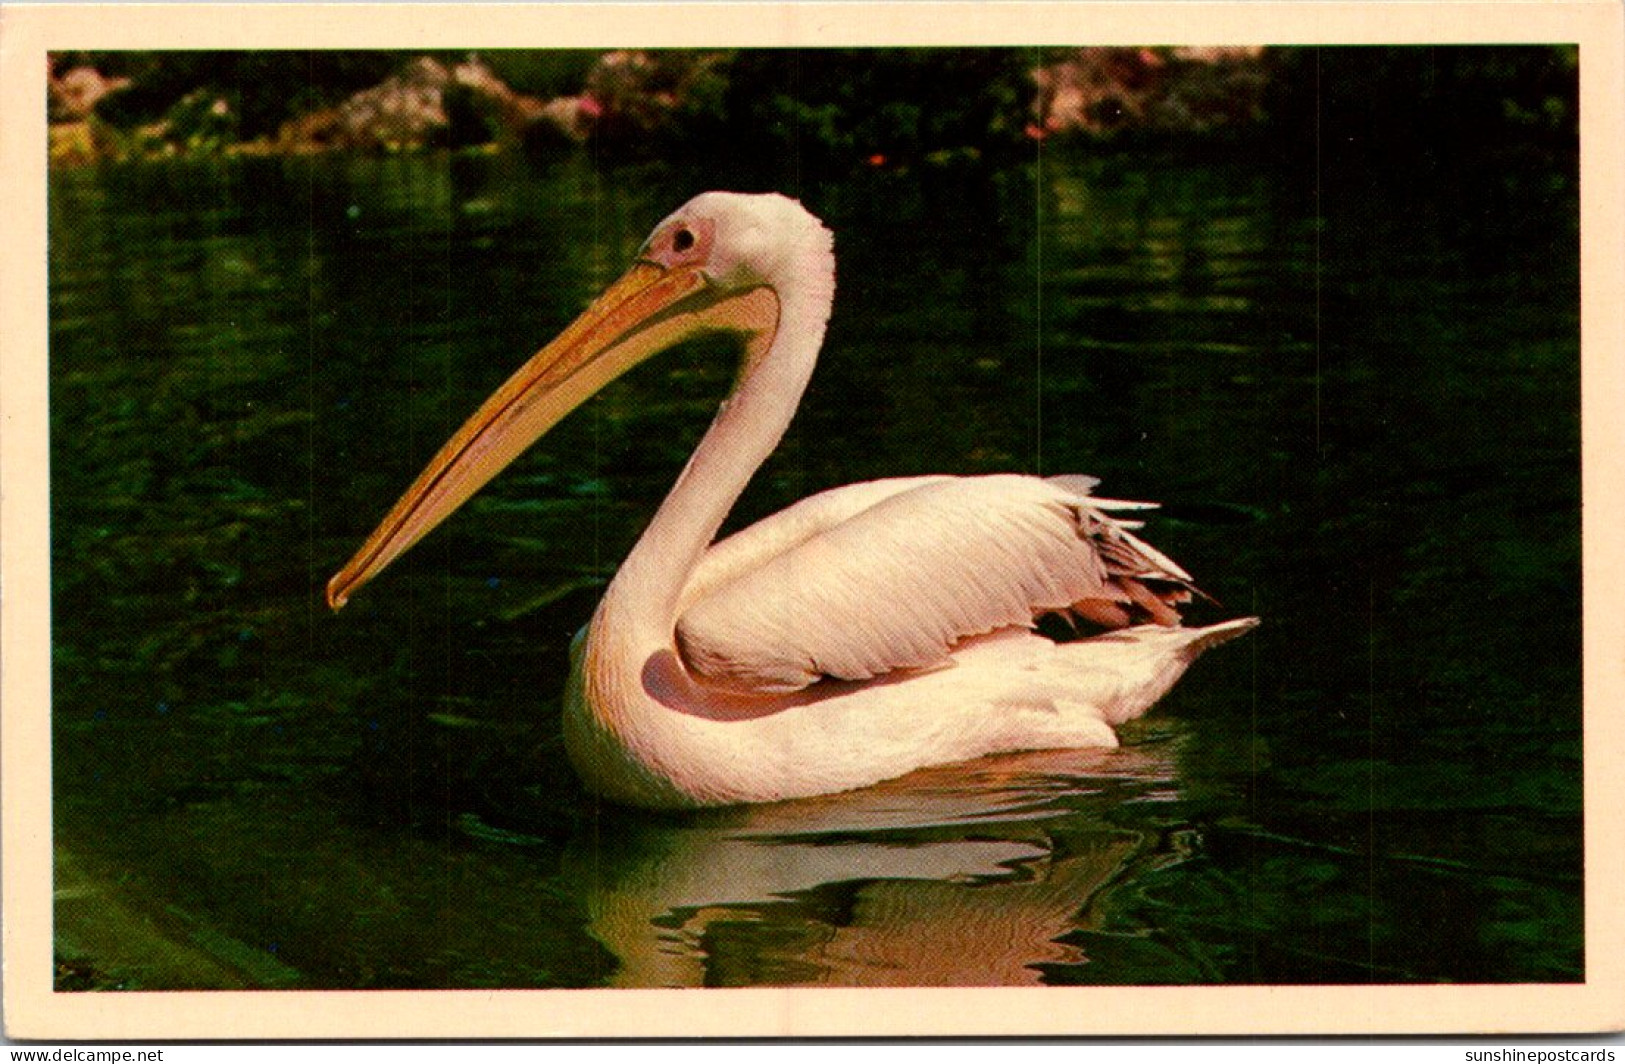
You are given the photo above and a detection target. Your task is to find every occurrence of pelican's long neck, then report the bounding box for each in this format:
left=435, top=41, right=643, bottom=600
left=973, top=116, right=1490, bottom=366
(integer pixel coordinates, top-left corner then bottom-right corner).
left=608, top=232, right=836, bottom=638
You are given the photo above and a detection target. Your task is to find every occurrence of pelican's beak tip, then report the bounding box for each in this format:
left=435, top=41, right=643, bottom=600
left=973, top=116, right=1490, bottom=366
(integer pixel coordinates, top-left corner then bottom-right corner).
left=325, top=576, right=350, bottom=613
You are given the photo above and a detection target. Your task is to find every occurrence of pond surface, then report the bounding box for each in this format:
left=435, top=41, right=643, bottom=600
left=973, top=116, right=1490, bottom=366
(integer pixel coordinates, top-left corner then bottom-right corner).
left=50, top=130, right=1579, bottom=989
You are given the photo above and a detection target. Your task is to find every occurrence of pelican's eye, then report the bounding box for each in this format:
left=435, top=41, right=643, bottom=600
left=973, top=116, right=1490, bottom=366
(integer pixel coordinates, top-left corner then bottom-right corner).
left=645, top=218, right=712, bottom=269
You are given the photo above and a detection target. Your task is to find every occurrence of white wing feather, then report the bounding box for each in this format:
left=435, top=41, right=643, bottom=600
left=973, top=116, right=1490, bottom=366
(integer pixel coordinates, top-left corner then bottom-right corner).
left=676, top=474, right=1191, bottom=693
left=678, top=475, right=950, bottom=612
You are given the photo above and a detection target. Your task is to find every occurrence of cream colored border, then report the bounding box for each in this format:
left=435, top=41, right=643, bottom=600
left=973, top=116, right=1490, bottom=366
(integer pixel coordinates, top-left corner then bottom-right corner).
left=4, top=1, right=1622, bottom=1040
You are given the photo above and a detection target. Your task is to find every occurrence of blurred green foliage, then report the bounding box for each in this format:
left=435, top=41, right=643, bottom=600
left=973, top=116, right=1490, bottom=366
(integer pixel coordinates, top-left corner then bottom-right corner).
left=478, top=51, right=600, bottom=100
left=1262, top=46, right=1577, bottom=163
left=58, top=51, right=402, bottom=139
left=716, top=49, right=1036, bottom=169
left=51, top=46, right=1578, bottom=183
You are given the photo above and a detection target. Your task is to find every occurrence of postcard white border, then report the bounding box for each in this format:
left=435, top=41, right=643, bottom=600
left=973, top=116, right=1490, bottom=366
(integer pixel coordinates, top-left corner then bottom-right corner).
left=3, top=1, right=1622, bottom=1040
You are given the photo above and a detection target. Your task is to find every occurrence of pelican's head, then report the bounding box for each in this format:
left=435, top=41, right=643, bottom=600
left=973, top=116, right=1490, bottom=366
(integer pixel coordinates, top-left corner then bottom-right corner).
left=639, top=192, right=834, bottom=300
left=325, top=192, right=830, bottom=610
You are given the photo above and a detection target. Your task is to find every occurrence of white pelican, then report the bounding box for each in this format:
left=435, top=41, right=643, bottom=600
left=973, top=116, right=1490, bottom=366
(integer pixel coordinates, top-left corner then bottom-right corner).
left=328, top=191, right=1257, bottom=809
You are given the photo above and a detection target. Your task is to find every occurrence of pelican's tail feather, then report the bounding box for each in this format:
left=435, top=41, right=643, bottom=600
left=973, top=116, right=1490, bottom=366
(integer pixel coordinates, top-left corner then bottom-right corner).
left=1044, top=474, right=1102, bottom=496
left=1180, top=616, right=1260, bottom=656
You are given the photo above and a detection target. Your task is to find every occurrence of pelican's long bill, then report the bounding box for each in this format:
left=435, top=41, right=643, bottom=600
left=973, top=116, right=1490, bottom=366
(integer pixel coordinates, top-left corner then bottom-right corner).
left=326, top=260, right=776, bottom=610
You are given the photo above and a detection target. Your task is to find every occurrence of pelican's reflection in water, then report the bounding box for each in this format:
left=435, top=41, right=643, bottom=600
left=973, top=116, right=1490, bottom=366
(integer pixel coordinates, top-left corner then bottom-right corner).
left=565, top=739, right=1184, bottom=987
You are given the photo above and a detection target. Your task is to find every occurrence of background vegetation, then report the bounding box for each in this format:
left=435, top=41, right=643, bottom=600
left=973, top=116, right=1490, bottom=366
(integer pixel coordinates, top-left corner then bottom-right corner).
left=49, top=47, right=1577, bottom=177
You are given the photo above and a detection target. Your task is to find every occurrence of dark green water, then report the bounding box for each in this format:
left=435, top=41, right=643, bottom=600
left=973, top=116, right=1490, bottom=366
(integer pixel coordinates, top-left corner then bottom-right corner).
left=50, top=130, right=1579, bottom=987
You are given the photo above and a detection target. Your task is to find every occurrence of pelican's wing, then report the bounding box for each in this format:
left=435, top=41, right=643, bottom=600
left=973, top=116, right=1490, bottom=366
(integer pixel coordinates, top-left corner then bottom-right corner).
left=676, top=474, right=1195, bottom=694
left=679, top=475, right=951, bottom=613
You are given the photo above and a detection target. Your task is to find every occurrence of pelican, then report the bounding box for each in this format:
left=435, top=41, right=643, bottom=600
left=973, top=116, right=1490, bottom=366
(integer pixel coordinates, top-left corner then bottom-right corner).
left=327, top=192, right=1257, bottom=809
